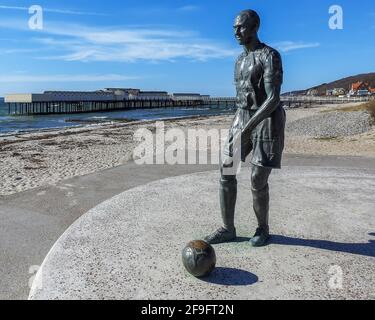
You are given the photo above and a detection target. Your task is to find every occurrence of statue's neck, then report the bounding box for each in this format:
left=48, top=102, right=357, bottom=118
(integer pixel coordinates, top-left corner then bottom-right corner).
left=244, top=36, right=261, bottom=53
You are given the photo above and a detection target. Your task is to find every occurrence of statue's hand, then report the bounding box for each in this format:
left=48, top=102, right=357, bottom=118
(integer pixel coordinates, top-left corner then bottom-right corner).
left=222, top=155, right=234, bottom=168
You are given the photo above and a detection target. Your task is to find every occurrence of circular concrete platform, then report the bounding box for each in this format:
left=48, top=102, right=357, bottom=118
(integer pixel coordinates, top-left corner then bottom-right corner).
left=29, top=166, right=375, bottom=300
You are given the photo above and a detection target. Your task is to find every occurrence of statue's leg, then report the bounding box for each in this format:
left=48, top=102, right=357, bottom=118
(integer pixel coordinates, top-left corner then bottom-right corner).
left=205, top=109, right=248, bottom=244
left=249, top=164, right=272, bottom=247
left=219, top=172, right=237, bottom=233
left=204, top=160, right=238, bottom=244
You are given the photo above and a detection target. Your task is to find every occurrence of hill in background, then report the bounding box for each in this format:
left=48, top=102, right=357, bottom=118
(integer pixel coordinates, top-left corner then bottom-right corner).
left=283, top=72, right=375, bottom=96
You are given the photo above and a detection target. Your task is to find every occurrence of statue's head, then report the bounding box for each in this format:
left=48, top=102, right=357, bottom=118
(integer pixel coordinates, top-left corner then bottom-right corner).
left=234, top=10, right=260, bottom=45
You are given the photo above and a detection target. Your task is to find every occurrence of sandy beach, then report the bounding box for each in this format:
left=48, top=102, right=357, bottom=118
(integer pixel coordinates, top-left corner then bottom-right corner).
left=1, top=102, right=374, bottom=196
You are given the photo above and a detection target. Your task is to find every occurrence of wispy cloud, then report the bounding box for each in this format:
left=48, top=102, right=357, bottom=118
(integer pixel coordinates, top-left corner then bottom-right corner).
left=0, top=18, right=319, bottom=61
left=177, top=5, right=200, bottom=12
left=0, top=5, right=106, bottom=16
left=0, top=19, right=236, bottom=63
left=0, top=74, right=139, bottom=83
left=122, top=5, right=200, bottom=16
left=0, top=48, right=41, bottom=54
left=273, top=41, right=320, bottom=53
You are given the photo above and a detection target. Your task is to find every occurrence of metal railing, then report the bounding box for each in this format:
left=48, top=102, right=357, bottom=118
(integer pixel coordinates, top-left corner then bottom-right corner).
left=280, top=95, right=370, bottom=103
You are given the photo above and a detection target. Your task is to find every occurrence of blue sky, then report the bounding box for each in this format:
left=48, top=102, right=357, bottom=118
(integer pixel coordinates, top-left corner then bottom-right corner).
left=0, top=0, right=374, bottom=96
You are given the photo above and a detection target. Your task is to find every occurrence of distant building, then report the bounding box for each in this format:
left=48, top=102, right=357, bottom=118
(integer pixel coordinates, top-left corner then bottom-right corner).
left=332, top=88, right=347, bottom=96
left=200, top=95, right=211, bottom=101
left=105, top=88, right=140, bottom=93
left=351, top=81, right=369, bottom=91
left=349, top=81, right=373, bottom=96
left=357, top=89, right=369, bottom=96
left=5, top=89, right=210, bottom=103
left=307, top=89, right=319, bottom=96
left=104, top=88, right=171, bottom=99
left=172, top=93, right=208, bottom=101
left=138, top=91, right=169, bottom=100
left=326, top=89, right=334, bottom=96
left=5, top=90, right=116, bottom=103
left=104, top=88, right=140, bottom=98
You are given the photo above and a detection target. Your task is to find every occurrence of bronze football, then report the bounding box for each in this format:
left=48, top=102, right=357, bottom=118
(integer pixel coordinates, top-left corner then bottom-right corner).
left=182, top=240, right=216, bottom=277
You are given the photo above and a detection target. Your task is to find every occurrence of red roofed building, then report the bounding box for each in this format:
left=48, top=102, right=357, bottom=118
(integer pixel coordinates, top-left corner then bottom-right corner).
left=351, top=81, right=369, bottom=91
left=349, top=81, right=375, bottom=96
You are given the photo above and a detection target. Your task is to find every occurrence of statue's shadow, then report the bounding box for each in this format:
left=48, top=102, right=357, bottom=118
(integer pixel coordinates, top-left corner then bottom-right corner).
left=201, top=267, right=258, bottom=286
left=269, top=232, right=375, bottom=258
left=198, top=237, right=258, bottom=286
left=234, top=236, right=251, bottom=243
left=197, top=233, right=375, bottom=286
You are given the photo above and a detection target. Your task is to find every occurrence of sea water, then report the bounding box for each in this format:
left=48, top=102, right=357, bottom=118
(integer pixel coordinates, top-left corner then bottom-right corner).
left=0, top=99, right=234, bottom=135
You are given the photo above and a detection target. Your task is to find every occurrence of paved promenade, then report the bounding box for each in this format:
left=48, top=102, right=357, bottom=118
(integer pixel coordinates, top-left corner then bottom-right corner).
left=26, top=159, right=375, bottom=300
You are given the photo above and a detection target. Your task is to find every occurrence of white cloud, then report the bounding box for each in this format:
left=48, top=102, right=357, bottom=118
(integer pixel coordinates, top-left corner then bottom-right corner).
left=0, top=5, right=106, bottom=16
left=27, top=22, right=237, bottom=62
left=0, top=74, right=139, bottom=83
left=273, top=41, right=320, bottom=53
left=0, top=18, right=236, bottom=62
left=177, top=5, right=200, bottom=12
left=0, top=48, right=40, bottom=54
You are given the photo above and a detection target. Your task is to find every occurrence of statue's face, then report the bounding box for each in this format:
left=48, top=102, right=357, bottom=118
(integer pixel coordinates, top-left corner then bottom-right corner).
left=234, top=14, right=258, bottom=45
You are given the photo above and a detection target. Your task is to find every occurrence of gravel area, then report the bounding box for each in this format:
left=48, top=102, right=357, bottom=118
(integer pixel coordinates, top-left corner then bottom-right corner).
left=286, top=110, right=372, bottom=138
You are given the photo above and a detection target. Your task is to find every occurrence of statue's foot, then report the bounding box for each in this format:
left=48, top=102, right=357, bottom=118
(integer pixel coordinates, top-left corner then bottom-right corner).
left=204, top=227, right=237, bottom=244
left=249, top=227, right=270, bottom=247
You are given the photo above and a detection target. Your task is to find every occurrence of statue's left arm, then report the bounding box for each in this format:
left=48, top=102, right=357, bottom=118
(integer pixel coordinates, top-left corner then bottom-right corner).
left=242, top=50, right=283, bottom=135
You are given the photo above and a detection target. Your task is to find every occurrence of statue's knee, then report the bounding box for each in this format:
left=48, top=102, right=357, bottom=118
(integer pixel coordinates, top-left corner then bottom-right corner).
left=220, top=175, right=237, bottom=187
left=251, top=170, right=268, bottom=191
